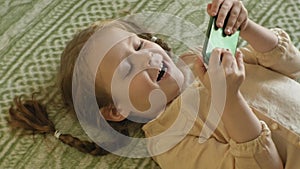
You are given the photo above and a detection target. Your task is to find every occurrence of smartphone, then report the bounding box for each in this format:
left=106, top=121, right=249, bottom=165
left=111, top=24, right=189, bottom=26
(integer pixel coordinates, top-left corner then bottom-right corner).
left=202, top=16, right=240, bottom=65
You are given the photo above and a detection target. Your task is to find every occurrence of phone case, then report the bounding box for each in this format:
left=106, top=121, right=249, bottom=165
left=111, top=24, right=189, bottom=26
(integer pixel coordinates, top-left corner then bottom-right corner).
left=202, top=16, right=240, bottom=65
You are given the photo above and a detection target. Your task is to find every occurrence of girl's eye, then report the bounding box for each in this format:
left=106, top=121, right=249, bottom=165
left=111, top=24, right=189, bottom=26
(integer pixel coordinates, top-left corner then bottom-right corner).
left=135, top=41, right=143, bottom=51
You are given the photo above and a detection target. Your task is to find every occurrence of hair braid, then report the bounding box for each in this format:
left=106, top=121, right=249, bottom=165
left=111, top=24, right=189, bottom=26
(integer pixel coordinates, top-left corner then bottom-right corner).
left=59, top=134, right=109, bottom=156
left=9, top=96, right=55, bottom=134
left=8, top=96, right=110, bottom=156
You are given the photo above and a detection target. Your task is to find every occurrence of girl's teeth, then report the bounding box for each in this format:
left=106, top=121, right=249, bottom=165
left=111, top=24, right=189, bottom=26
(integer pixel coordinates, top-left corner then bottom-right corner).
left=156, top=62, right=167, bottom=82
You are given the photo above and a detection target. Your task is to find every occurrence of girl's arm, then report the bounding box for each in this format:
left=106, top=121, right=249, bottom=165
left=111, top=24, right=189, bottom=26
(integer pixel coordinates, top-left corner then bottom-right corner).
left=203, top=1, right=284, bottom=168
left=192, top=48, right=284, bottom=169
left=240, top=20, right=278, bottom=53
left=205, top=0, right=269, bottom=143
left=208, top=49, right=262, bottom=143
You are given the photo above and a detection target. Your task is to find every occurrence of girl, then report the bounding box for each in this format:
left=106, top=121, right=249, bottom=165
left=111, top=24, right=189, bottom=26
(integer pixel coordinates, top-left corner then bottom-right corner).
left=8, top=0, right=300, bottom=168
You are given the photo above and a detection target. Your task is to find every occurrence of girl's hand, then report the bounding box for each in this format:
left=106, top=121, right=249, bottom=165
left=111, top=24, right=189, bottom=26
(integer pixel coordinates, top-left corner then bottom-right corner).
left=217, top=49, right=245, bottom=96
left=207, top=0, right=249, bottom=35
left=194, top=49, right=245, bottom=96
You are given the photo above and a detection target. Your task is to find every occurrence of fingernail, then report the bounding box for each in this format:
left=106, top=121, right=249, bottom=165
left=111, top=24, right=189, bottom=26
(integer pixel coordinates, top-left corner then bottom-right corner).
left=218, top=22, right=223, bottom=27
left=226, top=49, right=232, bottom=53
left=225, top=28, right=231, bottom=34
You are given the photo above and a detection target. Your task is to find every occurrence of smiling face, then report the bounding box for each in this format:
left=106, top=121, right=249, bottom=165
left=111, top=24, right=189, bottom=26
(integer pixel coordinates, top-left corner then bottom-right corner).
left=95, top=28, right=184, bottom=119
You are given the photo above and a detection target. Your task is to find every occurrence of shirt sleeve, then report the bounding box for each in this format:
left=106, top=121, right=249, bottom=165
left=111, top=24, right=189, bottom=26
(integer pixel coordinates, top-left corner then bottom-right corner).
left=240, top=28, right=300, bottom=79
left=153, top=121, right=282, bottom=169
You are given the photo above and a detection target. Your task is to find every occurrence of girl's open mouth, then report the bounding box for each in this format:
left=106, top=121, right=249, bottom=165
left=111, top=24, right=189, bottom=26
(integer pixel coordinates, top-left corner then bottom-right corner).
left=156, top=62, right=168, bottom=82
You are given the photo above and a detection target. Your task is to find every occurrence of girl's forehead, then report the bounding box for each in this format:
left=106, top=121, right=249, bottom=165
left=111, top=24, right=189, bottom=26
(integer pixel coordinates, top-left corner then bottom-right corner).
left=82, top=27, right=134, bottom=72
left=96, top=28, right=136, bottom=60
left=96, top=27, right=134, bottom=43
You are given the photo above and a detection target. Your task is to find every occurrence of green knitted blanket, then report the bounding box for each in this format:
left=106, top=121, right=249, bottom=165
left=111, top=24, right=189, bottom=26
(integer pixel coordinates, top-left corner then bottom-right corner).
left=0, top=0, right=299, bottom=168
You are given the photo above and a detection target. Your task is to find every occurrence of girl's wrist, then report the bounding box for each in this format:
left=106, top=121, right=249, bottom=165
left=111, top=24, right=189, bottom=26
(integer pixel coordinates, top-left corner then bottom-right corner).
left=240, top=18, right=250, bottom=32
left=226, top=89, right=243, bottom=103
left=240, top=19, right=253, bottom=35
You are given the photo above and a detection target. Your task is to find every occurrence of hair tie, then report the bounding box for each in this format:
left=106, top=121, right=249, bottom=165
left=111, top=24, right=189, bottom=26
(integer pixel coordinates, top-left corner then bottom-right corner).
left=54, top=130, right=62, bottom=139
left=151, top=36, right=158, bottom=42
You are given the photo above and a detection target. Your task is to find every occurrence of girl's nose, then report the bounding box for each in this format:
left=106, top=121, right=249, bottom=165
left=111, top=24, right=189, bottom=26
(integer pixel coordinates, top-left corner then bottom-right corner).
left=149, top=53, right=163, bottom=67
left=128, top=51, right=163, bottom=68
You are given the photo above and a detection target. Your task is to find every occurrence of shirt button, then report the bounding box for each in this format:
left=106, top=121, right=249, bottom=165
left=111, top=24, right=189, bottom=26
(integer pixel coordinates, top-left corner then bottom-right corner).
left=270, top=123, right=279, bottom=130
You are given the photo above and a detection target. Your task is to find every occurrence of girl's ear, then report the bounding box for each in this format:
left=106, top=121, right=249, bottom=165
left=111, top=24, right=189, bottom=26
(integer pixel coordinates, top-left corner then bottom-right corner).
left=100, top=104, right=127, bottom=122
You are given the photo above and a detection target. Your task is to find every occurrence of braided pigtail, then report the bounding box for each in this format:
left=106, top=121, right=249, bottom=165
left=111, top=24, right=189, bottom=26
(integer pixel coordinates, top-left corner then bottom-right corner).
left=8, top=96, right=109, bottom=156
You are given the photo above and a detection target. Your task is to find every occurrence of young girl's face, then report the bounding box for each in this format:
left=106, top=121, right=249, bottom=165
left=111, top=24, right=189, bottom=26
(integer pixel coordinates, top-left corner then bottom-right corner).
left=95, top=28, right=184, bottom=118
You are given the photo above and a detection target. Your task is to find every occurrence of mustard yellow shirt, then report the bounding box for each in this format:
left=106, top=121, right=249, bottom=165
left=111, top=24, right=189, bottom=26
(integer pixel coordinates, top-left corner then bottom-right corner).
left=142, top=28, right=300, bottom=169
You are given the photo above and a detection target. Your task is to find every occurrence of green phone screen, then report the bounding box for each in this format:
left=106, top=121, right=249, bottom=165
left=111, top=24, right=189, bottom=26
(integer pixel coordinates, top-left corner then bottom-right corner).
left=202, top=17, right=240, bottom=65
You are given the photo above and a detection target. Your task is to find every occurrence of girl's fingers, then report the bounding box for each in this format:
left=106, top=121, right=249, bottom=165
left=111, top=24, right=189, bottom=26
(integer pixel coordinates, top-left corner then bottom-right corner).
left=207, top=3, right=213, bottom=16
left=221, top=50, right=234, bottom=69
left=216, top=0, right=233, bottom=28
left=210, top=0, right=224, bottom=16
left=235, top=7, right=248, bottom=31
left=209, top=48, right=223, bottom=68
left=209, top=0, right=248, bottom=35
left=224, top=3, right=241, bottom=34
left=235, top=50, right=245, bottom=72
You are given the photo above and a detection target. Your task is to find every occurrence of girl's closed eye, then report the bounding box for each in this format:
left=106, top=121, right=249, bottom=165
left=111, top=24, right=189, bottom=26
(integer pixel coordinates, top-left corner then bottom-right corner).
left=135, top=40, right=144, bottom=51
left=119, top=39, right=143, bottom=79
